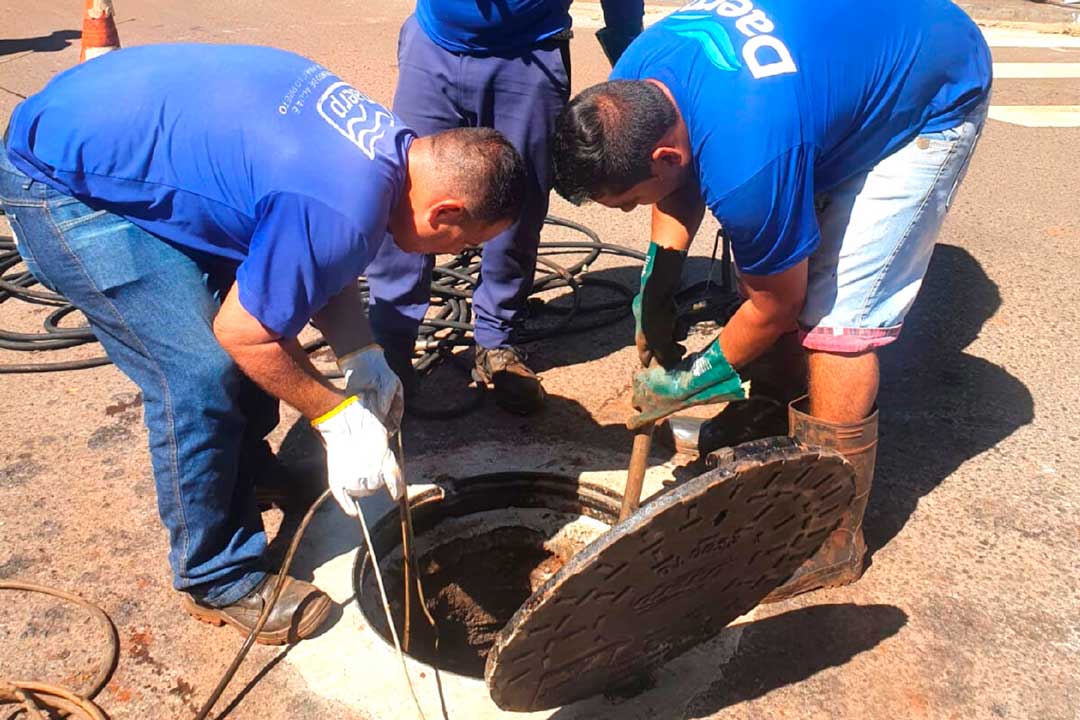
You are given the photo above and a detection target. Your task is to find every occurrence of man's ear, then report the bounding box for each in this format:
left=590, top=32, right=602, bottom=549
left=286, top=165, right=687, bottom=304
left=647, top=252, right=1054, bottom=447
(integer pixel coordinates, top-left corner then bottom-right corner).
left=650, top=145, right=687, bottom=184
left=650, top=145, right=685, bottom=170
left=426, top=199, right=468, bottom=228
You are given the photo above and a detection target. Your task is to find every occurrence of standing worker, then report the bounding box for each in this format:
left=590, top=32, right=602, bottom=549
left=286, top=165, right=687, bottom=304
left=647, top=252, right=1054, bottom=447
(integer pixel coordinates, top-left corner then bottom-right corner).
left=0, top=44, right=525, bottom=642
left=552, top=0, right=991, bottom=599
left=366, top=0, right=644, bottom=414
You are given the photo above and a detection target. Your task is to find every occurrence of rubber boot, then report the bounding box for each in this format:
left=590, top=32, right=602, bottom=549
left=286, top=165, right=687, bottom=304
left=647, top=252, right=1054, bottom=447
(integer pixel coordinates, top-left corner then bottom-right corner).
left=659, top=332, right=807, bottom=456
left=762, top=396, right=878, bottom=602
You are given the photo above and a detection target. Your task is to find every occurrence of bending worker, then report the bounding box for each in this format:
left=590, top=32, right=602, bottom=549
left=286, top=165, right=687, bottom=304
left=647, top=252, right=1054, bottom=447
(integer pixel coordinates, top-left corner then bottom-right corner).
left=366, top=0, right=643, bottom=414
left=553, top=0, right=991, bottom=599
left=0, top=44, right=525, bottom=642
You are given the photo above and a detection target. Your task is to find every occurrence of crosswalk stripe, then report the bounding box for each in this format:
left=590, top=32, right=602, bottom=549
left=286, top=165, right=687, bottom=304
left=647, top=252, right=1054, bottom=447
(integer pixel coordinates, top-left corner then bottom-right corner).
left=982, top=27, right=1080, bottom=49
left=988, top=105, right=1080, bottom=127
left=993, top=62, right=1080, bottom=78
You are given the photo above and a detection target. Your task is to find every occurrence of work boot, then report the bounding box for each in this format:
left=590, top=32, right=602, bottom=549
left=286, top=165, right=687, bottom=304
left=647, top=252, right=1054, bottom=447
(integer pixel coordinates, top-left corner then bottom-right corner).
left=762, top=396, right=878, bottom=602
left=659, top=332, right=807, bottom=456
left=473, top=345, right=546, bottom=415
left=182, top=575, right=332, bottom=645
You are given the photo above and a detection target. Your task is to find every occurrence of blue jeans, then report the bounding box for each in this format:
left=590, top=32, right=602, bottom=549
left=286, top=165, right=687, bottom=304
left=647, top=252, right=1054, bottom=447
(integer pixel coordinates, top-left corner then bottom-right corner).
left=365, top=15, right=570, bottom=353
left=0, top=146, right=270, bottom=606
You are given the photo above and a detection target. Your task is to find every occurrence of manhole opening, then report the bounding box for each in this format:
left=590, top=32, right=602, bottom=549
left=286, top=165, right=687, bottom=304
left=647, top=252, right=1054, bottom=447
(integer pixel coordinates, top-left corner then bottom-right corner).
left=355, top=476, right=620, bottom=678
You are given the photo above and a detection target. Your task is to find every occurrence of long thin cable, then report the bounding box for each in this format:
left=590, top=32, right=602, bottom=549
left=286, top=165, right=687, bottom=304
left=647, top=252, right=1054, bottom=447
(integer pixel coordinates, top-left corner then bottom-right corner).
left=396, top=432, right=450, bottom=720
left=354, top=497, right=429, bottom=720
left=0, top=581, right=119, bottom=720
left=193, top=490, right=331, bottom=720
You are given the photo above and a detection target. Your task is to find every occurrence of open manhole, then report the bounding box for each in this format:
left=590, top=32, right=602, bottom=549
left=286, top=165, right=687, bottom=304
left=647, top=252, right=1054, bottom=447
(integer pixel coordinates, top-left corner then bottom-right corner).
left=354, top=439, right=854, bottom=710
left=354, top=473, right=623, bottom=677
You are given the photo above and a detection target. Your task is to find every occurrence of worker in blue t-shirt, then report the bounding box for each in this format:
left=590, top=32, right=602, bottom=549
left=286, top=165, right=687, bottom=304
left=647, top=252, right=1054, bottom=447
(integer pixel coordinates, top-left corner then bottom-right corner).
left=365, top=0, right=644, bottom=415
left=0, top=44, right=526, bottom=643
left=553, top=0, right=992, bottom=599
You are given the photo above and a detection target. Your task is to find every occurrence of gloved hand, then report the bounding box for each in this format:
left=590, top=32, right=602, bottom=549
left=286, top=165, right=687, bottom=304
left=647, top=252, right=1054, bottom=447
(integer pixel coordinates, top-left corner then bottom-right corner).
left=596, top=23, right=643, bottom=66
left=628, top=339, right=746, bottom=430
left=632, top=243, right=688, bottom=369
left=313, top=396, right=404, bottom=515
left=338, top=344, right=404, bottom=433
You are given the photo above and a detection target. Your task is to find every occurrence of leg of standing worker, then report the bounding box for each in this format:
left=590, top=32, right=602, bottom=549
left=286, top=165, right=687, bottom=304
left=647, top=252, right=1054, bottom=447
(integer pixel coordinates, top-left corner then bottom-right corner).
left=765, top=98, right=989, bottom=601
left=807, top=349, right=879, bottom=424
left=467, top=42, right=570, bottom=351
left=366, top=14, right=465, bottom=383
left=0, top=153, right=267, bottom=606
left=460, top=41, right=570, bottom=414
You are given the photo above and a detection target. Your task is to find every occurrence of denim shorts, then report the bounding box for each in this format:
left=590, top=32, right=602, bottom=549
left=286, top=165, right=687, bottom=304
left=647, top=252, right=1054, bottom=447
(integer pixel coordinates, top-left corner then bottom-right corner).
left=799, top=98, right=989, bottom=352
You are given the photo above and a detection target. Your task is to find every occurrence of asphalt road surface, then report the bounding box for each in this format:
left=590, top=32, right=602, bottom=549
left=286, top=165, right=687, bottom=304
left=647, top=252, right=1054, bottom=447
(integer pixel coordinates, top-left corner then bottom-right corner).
left=0, top=3, right=1077, bottom=719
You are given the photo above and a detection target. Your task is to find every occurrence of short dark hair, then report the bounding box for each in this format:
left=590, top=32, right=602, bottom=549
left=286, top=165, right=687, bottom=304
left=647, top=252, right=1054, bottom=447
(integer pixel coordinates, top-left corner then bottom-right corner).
left=430, top=127, right=527, bottom=224
left=552, top=80, right=677, bottom=204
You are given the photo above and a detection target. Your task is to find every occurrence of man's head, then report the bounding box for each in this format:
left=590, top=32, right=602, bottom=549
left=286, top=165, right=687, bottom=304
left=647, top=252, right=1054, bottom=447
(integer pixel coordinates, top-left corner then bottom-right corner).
left=392, top=127, right=526, bottom=254
left=552, top=80, right=691, bottom=211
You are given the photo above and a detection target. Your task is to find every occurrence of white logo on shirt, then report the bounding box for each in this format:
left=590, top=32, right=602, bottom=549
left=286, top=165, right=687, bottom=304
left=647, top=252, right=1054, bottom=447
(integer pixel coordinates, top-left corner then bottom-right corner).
left=317, top=81, right=394, bottom=160
left=679, top=0, right=796, bottom=79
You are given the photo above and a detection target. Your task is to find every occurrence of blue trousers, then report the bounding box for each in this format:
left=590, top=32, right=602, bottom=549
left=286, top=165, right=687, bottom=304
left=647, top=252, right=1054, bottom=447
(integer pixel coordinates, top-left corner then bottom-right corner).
left=0, top=147, right=269, bottom=606
left=366, top=15, right=570, bottom=352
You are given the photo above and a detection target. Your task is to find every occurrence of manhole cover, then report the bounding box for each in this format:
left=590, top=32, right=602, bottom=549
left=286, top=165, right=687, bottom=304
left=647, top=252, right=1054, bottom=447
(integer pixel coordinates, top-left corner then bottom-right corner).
left=485, top=438, right=855, bottom=711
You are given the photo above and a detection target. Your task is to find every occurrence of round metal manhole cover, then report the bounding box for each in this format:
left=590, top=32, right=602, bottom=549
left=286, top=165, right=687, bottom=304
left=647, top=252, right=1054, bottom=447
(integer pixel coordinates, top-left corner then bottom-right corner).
left=484, top=438, right=855, bottom=711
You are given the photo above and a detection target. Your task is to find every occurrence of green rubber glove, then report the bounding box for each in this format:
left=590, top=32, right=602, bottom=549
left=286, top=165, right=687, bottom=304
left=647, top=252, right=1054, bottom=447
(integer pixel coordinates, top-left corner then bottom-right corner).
left=628, top=339, right=746, bottom=430
left=632, top=243, right=687, bottom=369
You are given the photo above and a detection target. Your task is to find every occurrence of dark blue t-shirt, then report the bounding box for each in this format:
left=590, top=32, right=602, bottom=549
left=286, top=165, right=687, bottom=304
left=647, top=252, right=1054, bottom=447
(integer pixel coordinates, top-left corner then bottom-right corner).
left=7, top=44, right=413, bottom=337
left=417, top=0, right=644, bottom=55
left=612, top=0, right=992, bottom=276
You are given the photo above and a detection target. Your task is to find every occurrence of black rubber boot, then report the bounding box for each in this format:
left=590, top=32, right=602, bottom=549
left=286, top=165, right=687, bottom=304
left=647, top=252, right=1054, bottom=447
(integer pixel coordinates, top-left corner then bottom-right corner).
left=659, top=332, right=807, bottom=456
left=762, top=396, right=878, bottom=602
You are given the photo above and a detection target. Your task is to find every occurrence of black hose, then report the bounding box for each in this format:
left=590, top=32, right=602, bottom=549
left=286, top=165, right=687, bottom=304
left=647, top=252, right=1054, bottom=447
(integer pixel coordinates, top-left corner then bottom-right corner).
left=1, top=213, right=737, bottom=416
left=0, top=215, right=647, bottom=387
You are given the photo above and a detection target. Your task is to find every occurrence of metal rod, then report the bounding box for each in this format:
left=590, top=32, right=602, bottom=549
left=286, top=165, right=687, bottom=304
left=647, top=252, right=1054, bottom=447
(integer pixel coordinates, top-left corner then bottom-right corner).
left=620, top=422, right=655, bottom=521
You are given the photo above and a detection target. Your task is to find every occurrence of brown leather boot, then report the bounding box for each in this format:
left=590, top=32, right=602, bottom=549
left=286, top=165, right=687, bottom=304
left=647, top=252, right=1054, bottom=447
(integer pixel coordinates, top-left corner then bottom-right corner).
left=474, top=345, right=546, bottom=415
left=182, top=575, right=332, bottom=645
left=762, top=396, right=878, bottom=602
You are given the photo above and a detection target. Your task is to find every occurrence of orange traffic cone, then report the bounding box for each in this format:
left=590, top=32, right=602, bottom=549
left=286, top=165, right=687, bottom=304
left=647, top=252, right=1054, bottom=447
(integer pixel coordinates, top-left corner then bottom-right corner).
left=79, top=0, right=120, bottom=62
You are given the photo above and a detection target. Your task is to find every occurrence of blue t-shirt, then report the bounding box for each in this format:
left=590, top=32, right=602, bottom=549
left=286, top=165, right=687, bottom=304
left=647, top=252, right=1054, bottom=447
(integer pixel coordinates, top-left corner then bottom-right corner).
left=612, top=0, right=991, bottom=276
left=418, top=0, right=644, bottom=55
left=7, top=44, right=413, bottom=337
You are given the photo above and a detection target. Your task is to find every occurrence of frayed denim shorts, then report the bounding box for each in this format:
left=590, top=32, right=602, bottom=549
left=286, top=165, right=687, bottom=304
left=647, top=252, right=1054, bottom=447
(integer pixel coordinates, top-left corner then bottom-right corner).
left=799, top=98, right=989, bottom=352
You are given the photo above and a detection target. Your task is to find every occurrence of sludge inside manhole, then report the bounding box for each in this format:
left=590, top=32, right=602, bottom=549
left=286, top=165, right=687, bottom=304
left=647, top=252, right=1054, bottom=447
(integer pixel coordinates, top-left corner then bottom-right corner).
left=353, top=473, right=622, bottom=678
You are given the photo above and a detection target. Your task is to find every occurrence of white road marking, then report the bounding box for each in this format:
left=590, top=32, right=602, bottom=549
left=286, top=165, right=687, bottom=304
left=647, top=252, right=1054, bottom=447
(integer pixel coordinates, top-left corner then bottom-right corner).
left=982, top=26, right=1080, bottom=49
left=993, top=62, right=1080, bottom=78
left=988, top=105, right=1080, bottom=127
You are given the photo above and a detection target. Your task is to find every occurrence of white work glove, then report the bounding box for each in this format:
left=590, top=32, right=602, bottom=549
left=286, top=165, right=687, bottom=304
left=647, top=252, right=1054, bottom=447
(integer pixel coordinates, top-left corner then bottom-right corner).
left=338, top=344, right=405, bottom=433
left=313, top=396, right=404, bottom=515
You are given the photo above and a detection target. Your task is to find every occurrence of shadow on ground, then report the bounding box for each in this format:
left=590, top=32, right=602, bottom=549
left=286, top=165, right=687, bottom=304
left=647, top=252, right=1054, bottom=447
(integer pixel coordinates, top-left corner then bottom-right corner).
left=545, top=603, right=907, bottom=719
left=678, top=603, right=907, bottom=718
left=0, top=30, right=81, bottom=57
left=868, top=244, right=1033, bottom=555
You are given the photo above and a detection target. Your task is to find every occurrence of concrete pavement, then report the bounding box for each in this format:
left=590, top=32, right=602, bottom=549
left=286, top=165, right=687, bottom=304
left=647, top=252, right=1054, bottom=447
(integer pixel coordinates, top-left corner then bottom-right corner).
left=1, top=3, right=1077, bottom=719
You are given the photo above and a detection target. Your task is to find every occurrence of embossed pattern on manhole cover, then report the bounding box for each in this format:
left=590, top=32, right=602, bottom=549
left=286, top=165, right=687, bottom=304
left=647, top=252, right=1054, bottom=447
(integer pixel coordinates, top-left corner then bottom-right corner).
left=485, top=438, right=855, bottom=711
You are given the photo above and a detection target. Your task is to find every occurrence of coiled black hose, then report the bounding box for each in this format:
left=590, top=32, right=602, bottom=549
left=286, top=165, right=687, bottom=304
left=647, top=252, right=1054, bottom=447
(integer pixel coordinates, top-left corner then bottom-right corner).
left=0, top=214, right=645, bottom=379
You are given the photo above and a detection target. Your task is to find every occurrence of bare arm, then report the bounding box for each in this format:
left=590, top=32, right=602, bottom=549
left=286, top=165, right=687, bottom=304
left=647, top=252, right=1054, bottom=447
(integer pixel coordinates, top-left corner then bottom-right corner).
left=718, top=260, right=807, bottom=368
left=213, top=283, right=344, bottom=420
left=651, top=181, right=806, bottom=369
